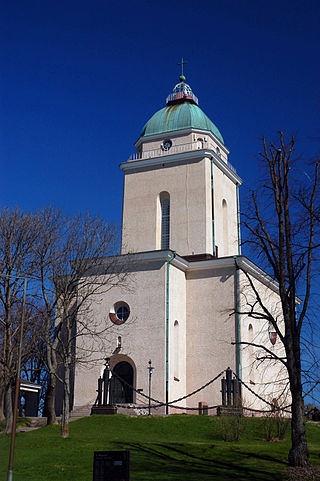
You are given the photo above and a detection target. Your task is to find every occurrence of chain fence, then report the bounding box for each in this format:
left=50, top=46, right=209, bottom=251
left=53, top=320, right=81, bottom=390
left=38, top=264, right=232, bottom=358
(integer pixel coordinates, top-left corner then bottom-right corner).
left=107, top=366, right=293, bottom=414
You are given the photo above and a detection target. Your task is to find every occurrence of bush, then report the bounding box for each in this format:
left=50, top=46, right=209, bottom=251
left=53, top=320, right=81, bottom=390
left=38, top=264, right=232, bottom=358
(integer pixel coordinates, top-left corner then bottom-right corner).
left=262, top=410, right=290, bottom=441
left=0, top=417, right=31, bottom=433
left=218, top=415, right=246, bottom=442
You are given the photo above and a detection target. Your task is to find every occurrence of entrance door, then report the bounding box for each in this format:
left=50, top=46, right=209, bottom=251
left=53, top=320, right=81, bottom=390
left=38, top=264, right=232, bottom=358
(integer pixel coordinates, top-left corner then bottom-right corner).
left=110, top=362, right=134, bottom=404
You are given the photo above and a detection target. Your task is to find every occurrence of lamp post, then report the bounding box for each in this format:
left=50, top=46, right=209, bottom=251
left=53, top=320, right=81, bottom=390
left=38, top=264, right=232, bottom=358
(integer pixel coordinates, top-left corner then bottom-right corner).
left=148, top=360, right=154, bottom=416
left=103, top=358, right=110, bottom=406
left=0, top=276, right=28, bottom=481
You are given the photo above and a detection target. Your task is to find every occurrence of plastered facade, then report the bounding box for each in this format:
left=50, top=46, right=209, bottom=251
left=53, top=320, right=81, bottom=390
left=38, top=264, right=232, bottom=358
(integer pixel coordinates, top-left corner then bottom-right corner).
left=122, top=144, right=240, bottom=257
left=73, top=253, right=286, bottom=414
left=74, top=258, right=167, bottom=411
left=122, top=157, right=214, bottom=256
left=185, top=265, right=236, bottom=408
left=72, top=81, right=287, bottom=416
left=239, top=269, right=289, bottom=411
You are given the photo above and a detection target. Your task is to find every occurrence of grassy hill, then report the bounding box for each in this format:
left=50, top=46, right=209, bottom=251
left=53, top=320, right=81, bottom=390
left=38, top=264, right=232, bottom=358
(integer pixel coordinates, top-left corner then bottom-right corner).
left=0, top=415, right=319, bottom=480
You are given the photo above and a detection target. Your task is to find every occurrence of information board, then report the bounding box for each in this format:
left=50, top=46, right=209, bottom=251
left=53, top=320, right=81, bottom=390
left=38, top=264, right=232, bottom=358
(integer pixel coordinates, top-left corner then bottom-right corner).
left=93, top=451, right=130, bottom=481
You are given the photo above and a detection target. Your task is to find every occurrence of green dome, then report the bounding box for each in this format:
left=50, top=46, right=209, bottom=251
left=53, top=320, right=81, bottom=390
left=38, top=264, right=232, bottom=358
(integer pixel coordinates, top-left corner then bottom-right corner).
left=140, top=103, right=224, bottom=144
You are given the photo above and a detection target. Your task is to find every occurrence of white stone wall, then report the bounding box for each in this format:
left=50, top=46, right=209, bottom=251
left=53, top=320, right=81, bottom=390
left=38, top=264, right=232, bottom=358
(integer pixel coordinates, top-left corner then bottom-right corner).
left=213, top=164, right=239, bottom=257
left=73, top=261, right=167, bottom=409
left=168, top=263, right=187, bottom=410
left=185, top=265, right=236, bottom=410
left=121, top=157, right=214, bottom=256
left=73, top=256, right=289, bottom=417
left=239, top=270, right=289, bottom=412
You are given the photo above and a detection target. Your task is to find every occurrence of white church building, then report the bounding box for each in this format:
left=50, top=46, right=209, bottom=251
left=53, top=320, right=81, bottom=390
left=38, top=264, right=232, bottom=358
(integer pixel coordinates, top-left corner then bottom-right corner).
left=73, top=72, right=287, bottom=415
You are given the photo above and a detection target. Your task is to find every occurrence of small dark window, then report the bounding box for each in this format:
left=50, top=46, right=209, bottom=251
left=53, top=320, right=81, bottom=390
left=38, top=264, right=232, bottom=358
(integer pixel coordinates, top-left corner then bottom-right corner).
left=116, top=305, right=130, bottom=322
left=160, top=192, right=170, bottom=250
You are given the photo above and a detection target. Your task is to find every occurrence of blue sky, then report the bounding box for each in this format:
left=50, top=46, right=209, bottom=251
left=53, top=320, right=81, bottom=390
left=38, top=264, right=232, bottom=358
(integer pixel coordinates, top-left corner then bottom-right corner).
left=1, top=0, right=319, bottom=225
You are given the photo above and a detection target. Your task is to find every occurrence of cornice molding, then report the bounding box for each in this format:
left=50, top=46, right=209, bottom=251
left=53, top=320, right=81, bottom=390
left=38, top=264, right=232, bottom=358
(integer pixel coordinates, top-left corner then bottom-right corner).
left=235, top=256, right=279, bottom=293
left=101, top=251, right=278, bottom=293
left=120, top=149, right=242, bottom=185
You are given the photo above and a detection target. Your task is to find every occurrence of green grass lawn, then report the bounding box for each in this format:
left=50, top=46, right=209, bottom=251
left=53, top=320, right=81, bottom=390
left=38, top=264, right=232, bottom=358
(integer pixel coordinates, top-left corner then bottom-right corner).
left=0, top=415, right=319, bottom=481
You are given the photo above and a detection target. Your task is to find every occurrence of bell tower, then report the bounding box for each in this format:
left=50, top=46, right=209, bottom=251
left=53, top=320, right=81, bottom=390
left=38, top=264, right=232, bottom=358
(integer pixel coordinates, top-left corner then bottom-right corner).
left=120, top=71, right=242, bottom=258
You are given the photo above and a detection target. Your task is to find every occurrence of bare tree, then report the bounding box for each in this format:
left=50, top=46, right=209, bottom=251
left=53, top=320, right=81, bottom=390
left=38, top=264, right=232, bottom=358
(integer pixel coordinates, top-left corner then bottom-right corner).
left=0, top=208, right=39, bottom=432
left=34, top=208, right=129, bottom=437
left=238, top=132, right=320, bottom=466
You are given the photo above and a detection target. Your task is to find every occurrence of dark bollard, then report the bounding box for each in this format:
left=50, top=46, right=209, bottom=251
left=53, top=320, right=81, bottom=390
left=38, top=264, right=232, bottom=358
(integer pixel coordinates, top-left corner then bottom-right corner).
left=97, top=377, right=103, bottom=407
left=226, top=367, right=232, bottom=407
left=221, top=378, right=226, bottom=406
left=232, top=378, right=238, bottom=406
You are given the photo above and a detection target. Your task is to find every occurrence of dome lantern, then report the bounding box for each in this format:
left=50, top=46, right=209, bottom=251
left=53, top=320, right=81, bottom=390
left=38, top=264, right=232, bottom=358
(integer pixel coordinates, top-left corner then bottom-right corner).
left=166, top=80, right=199, bottom=106
left=166, top=59, right=198, bottom=106
left=139, top=61, right=224, bottom=145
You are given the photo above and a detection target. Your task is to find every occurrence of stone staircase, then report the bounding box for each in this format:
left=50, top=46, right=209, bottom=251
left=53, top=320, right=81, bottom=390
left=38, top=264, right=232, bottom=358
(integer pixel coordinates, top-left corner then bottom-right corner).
left=116, top=404, right=148, bottom=416
left=70, top=404, right=91, bottom=421
left=29, top=417, right=48, bottom=427
left=71, top=403, right=149, bottom=419
left=18, top=417, right=48, bottom=432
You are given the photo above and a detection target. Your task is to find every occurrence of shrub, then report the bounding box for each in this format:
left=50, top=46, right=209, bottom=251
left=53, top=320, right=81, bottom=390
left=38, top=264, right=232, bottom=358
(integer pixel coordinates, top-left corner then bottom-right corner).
left=218, top=415, right=246, bottom=442
left=262, top=410, right=290, bottom=441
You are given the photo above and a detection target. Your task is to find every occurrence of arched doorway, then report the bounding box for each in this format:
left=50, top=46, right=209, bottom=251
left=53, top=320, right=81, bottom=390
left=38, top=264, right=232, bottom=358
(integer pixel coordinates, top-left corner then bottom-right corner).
left=110, top=361, right=134, bottom=404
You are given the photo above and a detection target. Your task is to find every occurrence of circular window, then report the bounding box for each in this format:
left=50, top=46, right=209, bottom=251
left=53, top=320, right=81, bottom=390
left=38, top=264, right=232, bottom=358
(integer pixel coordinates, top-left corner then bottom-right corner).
left=162, top=139, right=172, bottom=151
left=116, top=304, right=130, bottom=322
left=109, top=302, right=130, bottom=325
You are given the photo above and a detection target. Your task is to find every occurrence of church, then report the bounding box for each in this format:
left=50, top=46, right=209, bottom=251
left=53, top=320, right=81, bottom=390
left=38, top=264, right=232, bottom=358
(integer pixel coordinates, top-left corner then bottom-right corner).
left=73, top=69, right=287, bottom=415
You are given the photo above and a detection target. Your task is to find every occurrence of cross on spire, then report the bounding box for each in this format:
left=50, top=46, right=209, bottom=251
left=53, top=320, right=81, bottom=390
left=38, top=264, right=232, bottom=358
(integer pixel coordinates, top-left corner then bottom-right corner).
left=178, top=58, right=187, bottom=82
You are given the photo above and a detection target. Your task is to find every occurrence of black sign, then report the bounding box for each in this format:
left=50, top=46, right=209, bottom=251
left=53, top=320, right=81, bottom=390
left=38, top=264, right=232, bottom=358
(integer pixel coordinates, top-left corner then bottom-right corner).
left=93, top=451, right=130, bottom=481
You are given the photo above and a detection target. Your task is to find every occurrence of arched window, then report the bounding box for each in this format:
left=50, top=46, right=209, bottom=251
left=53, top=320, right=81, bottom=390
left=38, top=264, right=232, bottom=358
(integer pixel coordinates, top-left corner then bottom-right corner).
left=160, top=192, right=170, bottom=249
left=174, top=320, right=179, bottom=380
left=248, top=324, right=254, bottom=383
left=222, top=199, right=228, bottom=256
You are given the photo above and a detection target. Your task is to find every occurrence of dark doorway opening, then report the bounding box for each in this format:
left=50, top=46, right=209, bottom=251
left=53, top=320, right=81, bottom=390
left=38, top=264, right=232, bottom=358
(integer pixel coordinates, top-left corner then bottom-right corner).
left=110, top=362, right=134, bottom=404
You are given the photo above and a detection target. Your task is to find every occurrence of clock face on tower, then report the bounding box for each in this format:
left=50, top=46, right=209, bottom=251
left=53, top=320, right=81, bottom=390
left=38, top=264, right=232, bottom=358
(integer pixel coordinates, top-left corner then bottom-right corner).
left=162, top=139, right=172, bottom=151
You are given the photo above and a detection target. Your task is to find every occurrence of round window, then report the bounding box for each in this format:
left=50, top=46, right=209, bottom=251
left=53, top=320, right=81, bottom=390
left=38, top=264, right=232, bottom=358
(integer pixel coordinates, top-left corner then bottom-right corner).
left=162, top=139, right=172, bottom=151
left=116, top=304, right=130, bottom=322
left=109, top=302, right=130, bottom=325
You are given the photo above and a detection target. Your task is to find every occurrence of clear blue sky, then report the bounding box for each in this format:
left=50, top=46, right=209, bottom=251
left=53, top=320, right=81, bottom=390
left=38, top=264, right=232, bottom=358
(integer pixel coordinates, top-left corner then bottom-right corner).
left=1, top=0, right=319, bottom=224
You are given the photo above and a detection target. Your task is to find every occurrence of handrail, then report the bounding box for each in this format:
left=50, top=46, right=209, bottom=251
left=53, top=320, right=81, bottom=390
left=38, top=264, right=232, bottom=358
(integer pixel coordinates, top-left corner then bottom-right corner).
left=128, top=142, right=237, bottom=174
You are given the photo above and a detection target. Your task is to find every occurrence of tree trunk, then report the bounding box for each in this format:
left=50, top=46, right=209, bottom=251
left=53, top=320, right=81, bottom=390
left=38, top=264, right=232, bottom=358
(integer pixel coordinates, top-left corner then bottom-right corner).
left=61, top=365, right=70, bottom=438
left=0, top=383, right=5, bottom=421
left=289, top=390, right=309, bottom=466
left=44, top=373, right=57, bottom=425
left=287, top=339, right=309, bottom=466
left=5, top=383, right=13, bottom=434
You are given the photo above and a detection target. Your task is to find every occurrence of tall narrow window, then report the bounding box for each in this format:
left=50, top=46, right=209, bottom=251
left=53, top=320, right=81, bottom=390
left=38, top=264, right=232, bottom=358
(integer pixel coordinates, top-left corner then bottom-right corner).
left=174, top=320, right=179, bottom=380
left=248, top=324, right=254, bottom=383
left=160, top=192, right=170, bottom=249
left=222, top=199, right=228, bottom=256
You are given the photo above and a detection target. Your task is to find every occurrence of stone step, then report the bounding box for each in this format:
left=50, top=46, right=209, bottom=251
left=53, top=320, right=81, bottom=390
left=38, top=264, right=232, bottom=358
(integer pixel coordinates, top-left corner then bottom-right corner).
left=70, top=405, right=91, bottom=421
left=29, top=417, right=47, bottom=427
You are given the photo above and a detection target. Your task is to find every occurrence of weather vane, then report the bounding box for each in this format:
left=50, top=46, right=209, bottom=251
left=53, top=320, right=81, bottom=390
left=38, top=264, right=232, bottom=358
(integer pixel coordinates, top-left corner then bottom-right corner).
left=178, top=58, right=187, bottom=82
